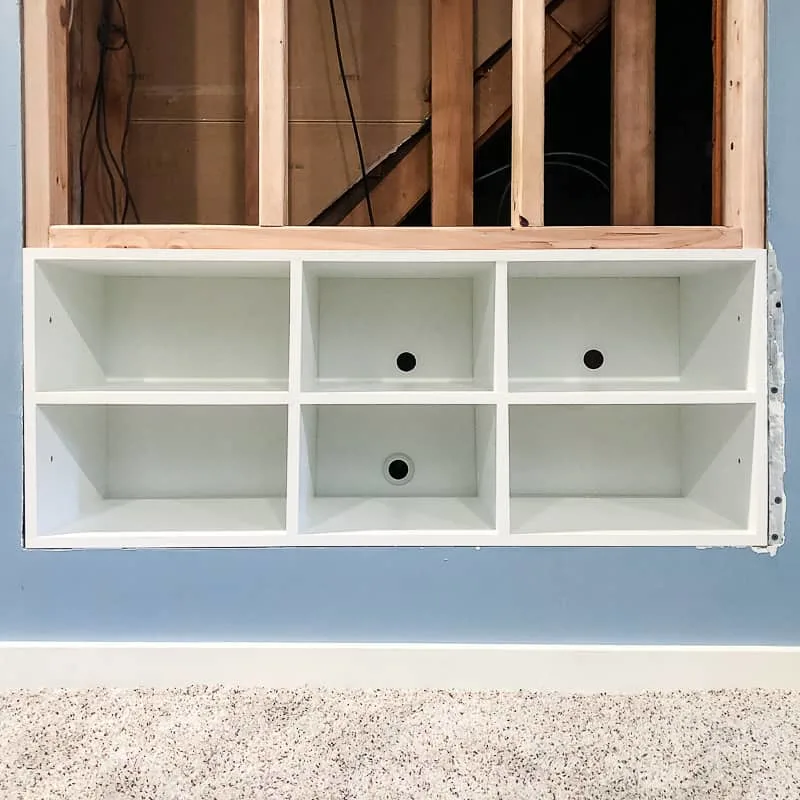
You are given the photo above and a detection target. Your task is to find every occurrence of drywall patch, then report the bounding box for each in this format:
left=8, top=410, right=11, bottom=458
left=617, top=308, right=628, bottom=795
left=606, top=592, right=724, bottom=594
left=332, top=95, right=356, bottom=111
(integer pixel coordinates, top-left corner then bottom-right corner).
left=764, top=245, right=786, bottom=553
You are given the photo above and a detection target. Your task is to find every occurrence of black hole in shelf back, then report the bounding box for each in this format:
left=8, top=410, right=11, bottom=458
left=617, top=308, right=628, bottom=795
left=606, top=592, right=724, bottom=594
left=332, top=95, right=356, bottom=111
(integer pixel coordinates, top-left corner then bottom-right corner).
left=583, top=349, right=605, bottom=370
left=388, top=458, right=410, bottom=482
left=396, top=352, right=417, bottom=373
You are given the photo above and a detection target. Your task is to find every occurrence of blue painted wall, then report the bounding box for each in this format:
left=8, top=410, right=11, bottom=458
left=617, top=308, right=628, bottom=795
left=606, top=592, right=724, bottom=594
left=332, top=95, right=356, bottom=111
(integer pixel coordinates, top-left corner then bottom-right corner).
left=0, top=1, right=796, bottom=644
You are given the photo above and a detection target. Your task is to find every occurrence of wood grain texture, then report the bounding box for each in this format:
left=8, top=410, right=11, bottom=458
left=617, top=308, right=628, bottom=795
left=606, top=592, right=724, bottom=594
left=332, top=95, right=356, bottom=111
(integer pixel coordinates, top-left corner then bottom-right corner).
left=24, top=0, right=70, bottom=244
left=259, top=0, right=288, bottom=225
left=712, top=0, right=724, bottom=226
left=511, top=0, right=545, bottom=228
left=244, top=0, right=260, bottom=226
left=611, top=0, right=655, bottom=226
left=723, top=0, right=765, bottom=248
left=50, top=225, right=743, bottom=250
left=338, top=2, right=610, bottom=227
left=431, top=0, right=474, bottom=226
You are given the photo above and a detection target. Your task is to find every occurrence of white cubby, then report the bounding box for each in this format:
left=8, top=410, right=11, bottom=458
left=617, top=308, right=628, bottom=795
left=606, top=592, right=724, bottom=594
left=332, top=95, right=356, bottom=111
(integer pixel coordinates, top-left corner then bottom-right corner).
left=23, top=248, right=767, bottom=548
left=33, top=256, right=290, bottom=395
left=32, top=404, right=288, bottom=539
left=301, top=261, right=496, bottom=392
left=509, top=404, right=757, bottom=537
left=509, top=258, right=757, bottom=392
left=297, top=404, right=497, bottom=534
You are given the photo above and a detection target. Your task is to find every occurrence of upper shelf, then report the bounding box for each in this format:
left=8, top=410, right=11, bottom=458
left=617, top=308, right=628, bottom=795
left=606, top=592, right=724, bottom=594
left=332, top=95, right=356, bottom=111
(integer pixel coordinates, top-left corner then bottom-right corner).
left=25, top=248, right=765, bottom=403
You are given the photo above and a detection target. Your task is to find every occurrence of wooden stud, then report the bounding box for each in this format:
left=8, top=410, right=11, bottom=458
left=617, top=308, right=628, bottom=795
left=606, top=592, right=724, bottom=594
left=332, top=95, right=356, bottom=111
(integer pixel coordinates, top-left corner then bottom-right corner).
left=49, top=224, right=743, bottom=251
left=723, top=0, right=765, bottom=248
left=611, top=0, right=656, bottom=226
left=23, top=0, right=70, bottom=245
left=244, top=0, right=260, bottom=226
left=511, top=0, right=545, bottom=228
left=259, top=0, right=288, bottom=225
left=337, top=7, right=610, bottom=228
left=431, top=0, right=474, bottom=226
left=711, top=0, right=724, bottom=226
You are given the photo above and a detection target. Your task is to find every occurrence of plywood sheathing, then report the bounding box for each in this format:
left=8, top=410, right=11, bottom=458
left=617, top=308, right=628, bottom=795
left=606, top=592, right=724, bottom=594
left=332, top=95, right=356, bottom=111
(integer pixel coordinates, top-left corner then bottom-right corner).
left=74, top=0, right=246, bottom=225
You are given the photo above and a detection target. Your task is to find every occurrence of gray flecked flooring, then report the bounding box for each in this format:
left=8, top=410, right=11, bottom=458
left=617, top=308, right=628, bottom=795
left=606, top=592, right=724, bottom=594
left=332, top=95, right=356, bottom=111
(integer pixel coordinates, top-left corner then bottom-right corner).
left=0, top=689, right=798, bottom=799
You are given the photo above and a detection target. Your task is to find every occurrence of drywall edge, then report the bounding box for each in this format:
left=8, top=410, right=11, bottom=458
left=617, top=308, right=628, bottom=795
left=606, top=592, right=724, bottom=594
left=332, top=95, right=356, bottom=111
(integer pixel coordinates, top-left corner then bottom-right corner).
left=760, top=245, right=786, bottom=554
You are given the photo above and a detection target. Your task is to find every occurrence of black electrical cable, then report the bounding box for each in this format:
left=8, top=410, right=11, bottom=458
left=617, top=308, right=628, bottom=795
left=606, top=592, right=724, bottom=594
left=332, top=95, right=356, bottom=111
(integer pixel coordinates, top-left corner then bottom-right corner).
left=115, top=0, right=140, bottom=223
left=78, top=0, right=140, bottom=224
left=328, top=0, right=375, bottom=225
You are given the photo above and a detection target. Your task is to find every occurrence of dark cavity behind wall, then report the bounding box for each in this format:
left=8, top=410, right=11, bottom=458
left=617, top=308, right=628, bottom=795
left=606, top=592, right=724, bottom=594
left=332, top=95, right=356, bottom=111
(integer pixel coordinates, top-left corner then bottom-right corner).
left=406, top=1, right=714, bottom=227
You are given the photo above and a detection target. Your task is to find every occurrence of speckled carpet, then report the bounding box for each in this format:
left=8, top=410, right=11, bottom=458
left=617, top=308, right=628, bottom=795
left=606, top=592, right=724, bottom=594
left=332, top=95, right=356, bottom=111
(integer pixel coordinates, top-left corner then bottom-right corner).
left=0, top=688, right=798, bottom=799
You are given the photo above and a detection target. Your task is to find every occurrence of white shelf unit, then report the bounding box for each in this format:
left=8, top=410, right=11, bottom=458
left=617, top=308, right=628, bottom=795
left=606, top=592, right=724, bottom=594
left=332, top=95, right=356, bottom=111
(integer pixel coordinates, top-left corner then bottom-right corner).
left=23, top=248, right=768, bottom=549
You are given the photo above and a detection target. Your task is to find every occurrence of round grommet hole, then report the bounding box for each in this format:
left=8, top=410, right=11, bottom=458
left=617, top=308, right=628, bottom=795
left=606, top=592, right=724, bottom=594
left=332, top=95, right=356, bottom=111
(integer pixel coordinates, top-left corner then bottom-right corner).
left=775, top=496, right=783, bottom=505
left=384, top=453, right=414, bottom=486
left=583, top=349, right=604, bottom=370
left=396, top=352, right=417, bottom=373
left=772, top=534, right=780, bottom=542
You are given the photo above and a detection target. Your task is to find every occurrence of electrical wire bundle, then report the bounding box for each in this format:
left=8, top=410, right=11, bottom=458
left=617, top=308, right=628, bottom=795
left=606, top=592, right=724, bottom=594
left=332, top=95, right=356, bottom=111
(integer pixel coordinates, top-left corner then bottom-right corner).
left=78, top=0, right=140, bottom=224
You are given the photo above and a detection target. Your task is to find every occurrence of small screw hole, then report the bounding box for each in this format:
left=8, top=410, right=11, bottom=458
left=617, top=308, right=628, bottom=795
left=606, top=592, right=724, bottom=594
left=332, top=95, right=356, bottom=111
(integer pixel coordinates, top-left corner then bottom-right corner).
left=771, top=387, right=779, bottom=395
left=583, top=349, right=604, bottom=370
left=396, top=352, right=417, bottom=373
left=737, top=458, right=742, bottom=464
left=776, top=301, right=782, bottom=309
left=48, top=316, right=53, bottom=324
left=737, top=315, right=742, bottom=322
left=772, top=534, right=780, bottom=542
left=775, top=496, right=783, bottom=505
left=49, top=456, right=53, bottom=463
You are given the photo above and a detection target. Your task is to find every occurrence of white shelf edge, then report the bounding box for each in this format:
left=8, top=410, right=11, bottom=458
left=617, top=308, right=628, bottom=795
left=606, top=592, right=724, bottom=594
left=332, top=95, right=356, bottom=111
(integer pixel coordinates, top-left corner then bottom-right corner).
left=34, top=390, right=292, bottom=406
left=299, top=391, right=498, bottom=405
left=27, top=247, right=766, bottom=264
left=507, top=390, right=758, bottom=405
left=26, top=529, right=762, bottom=550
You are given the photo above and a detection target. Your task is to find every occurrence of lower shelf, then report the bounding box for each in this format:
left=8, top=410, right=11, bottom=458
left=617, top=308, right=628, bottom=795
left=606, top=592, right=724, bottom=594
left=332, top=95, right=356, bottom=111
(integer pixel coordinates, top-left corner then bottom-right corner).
left=510, top=497, right=742, bottom=535
left=43, top=498, right=287, bottom=537
left=302, top=497, right=493, bottom=534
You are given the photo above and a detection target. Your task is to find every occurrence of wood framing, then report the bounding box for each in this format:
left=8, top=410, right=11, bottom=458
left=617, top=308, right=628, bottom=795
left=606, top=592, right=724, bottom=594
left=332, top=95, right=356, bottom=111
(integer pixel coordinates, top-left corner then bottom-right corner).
left=259, top=0, right=288, bottom=225
left=244, top=0, right=260, bottom=226
left=511, top=0, right=545, bottom=228
left=611, top=0, right=656, bottom=226
left=23, top=0, right=69, bottom=246
left=712, top=0, right=725, bottom=226
left=723, top=0, right=766, bottom=248
left=49, top=225, right=743, bottom=250
left=21, top=0, right=765, bottom=249
left=431, top=0, right=474, bottom=226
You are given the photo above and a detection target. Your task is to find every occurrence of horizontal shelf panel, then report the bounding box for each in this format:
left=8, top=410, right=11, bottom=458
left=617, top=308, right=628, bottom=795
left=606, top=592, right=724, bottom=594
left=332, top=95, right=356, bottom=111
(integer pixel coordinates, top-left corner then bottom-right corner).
left=36, top=389, right=290, bottom=405
left=302, top=497, right=494, bottom=534
left=39, top=498, right=287, bottom=536
left=510, top=496, right=743, bottom=534
left=306, top=378, right=491, bottom=392
left=300, top=391, right=497, bottom=405
left=508, top=389, right=757, bottom=405
left=29, top=528, right=763, bottom=549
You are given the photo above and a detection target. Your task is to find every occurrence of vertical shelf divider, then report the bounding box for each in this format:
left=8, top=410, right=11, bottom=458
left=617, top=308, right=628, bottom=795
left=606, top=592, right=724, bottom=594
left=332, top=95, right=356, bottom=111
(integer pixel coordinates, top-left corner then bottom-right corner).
left=285, top=257, right=305, bottom=537
left=494, top=260, right=511, bottom=537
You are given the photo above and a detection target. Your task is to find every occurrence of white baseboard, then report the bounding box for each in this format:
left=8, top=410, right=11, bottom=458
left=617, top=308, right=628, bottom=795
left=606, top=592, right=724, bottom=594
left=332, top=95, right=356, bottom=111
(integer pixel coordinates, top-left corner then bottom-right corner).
left=1, top=643, right=800, bottom=691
